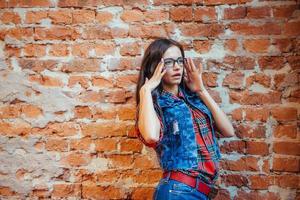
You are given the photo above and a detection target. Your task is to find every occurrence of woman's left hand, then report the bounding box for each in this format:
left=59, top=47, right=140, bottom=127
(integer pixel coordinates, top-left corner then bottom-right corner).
left=184, top=58, right=206, bottom=92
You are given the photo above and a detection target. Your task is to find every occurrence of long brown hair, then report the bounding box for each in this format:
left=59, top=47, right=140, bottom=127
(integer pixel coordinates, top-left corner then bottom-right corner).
left=135, top=38, right=186, bottom=105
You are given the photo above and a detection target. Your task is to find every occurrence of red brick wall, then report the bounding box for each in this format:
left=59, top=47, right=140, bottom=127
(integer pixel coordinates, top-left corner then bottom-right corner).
left=0, top=0, right=299, bottom=199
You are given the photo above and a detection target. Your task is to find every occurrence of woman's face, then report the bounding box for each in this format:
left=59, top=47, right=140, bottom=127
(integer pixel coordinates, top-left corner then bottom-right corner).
left=161, top=46, right=184, bottom=87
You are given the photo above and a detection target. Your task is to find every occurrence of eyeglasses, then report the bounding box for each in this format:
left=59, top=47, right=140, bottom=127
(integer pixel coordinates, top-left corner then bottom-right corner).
left=163, top=57, right=186, bottom=70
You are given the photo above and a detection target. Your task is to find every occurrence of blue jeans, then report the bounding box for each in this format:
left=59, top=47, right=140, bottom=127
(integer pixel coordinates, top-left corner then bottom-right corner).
left=153, top=176, right=210, bottom=200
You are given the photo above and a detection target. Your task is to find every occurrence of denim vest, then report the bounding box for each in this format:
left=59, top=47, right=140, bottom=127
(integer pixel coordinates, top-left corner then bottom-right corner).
left=154, top=87, right=221, bottom=171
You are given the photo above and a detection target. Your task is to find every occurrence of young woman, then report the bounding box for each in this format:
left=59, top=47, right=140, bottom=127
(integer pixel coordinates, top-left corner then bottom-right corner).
left=135, top=38, right=235, bottom=200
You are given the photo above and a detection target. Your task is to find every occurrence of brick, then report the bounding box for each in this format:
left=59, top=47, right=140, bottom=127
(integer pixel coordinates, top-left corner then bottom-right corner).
left=28, top=74, right=63, bottom=87
left=70, top=137, right=92, bottom=151
left=91, top=76, right=114, bottom=88
left=82, top=184, right=125, bottom=199
left=273, top=142, right=300, bottom=156
left=120, top=42, right=141, bottom=56
left=121, top=10, right=144, bottom=22
left=223, top=71, right=244, bottom=89
left=94, top=138, right=118, bottom=152
left=224, top=39, right=239, bottom=52
left=274, top=72, right=298, bottom=90
left=96, top=11, right=113, bottom=25
left=94, top=42, right=115, bottom=56
left=230, top=108, right=243, bottom=121
left=180, top=23, right=224, bottom=37
left=283, top=21, right=300, bottom=36
left=202, top=0, right=250, bottom=5
left=81, top=122, right=129, bottom=138
left=35, top=27, right=79, bottom=40
left=229, top=90, right=281, bottom=105
left=32, top=122, right=78, bottom=137
left=244, top=107, right=269, bottom=122
left=68, top=76, right=90, bottom=89
left=249, top=175, right=271, bottom=190
left=274, top=175, right=299, bottom=188
left=79, top=89, right=126, bottom=103
left=82, top=26, right=112, bottom=39
left=48, top=44, right=69, bottom=57
left=4, top=45, right=21, bottom=57
left=96, top=169, right=121, bottom=183
left=223, top=7, right=246, bottom=20
left=61, top=153, right=91, bottom=167
left=223, top=174, right=248, bottom=187
left=220, top=156, right=259, bottom=171
left=45, top=139, right=68, bottom=152
left=235, top=124, right=266, bottom=139
left=287, top=55, right=300, bottom=70
left=133, top=155, right=160, bottom=169
left=114, top=74, right=138, bottom=88
left=258, top=56, right=285, bottom=70
left=194, top=40, right=212, bottom=53
left=245, top=141, right=269, bottom=156
left=246, top=73, right=271, bottom=88
left=274, top=38, right=295, bottom=53
left=108, top=57, right=141, bottom=71
left=194, top=7, right=216, bottom=22
left=116, top=105, right=136, bottom=120
left=0, top=11, right=21, bottom=24
left=8, top=0, right=54, bottom=7
left=273, top=157, right=299, bottom=172
left=170, top=7, right=193, bottom=22
left=273, top=124, right=297, bottom=139
left=273, top=5, right=298, bottom=18
left=6, top=27, right=33, bottom=40
left=247, top=7, right=271, bottom=19
left=223, top=56, right=255, bottom=70
left=203, top=72, right=218, bottom=87
left=0, top=120, right=31, bottom=137
left=153, top=0, right=193, bottom=5
left=52, top=183, right=81, bottom=198
left=144, top=10, right=169, bottom=22
left=58, top=0, right=102, bottom=7
left=129, top=24, right=168, bottom=38
left=73, top=10, right=95, bottom=24
left=23, top=44, right=46, bottom=57
left=21, top=104, right=43, bottom=118
left=131, top=187, right=156, bottom=200
left=25, top=11, right=48, bottom=24
left=120, top=138, right=143, bottom=153
left=48, top=10, right=72, bottom=24
left=220, top=140, right=246, bottom=154
left=271, top=107, right=297, bottom=122
left=230, top=22, right=281, bottom=35
left=243, top=39, right=270, bottom=53
left=18, top=59, right=58, bottom=73
left=107, top=154, right=134, bottom=169
left=234, top=191, right=280, bottom=200
left=61, top=59, right=102, bottom=73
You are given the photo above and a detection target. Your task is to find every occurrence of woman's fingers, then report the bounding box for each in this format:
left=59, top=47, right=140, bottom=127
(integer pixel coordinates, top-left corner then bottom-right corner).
left=188, top=58, right=197, bottom=72
left=185, top=58, right=191, bottom=73
left=154, top=58, right=164, bottom=77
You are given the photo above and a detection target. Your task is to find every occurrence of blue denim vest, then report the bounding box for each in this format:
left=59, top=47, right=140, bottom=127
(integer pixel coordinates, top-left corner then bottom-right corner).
left=154, top=86, right=221, bottom=171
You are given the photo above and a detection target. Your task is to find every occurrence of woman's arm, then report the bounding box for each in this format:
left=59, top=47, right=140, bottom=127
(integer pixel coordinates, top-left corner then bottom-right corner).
left=197, top=89, right=235, bottom=137
left=137, top=58, right=166, bottom=144
left=138, top=87, right=161, bottom=143
left=184, top=58, right=235, bottom=137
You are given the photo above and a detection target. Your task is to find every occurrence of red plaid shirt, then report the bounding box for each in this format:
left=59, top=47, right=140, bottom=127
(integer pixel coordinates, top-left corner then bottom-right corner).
left=136, top=89, right=219, bottom=184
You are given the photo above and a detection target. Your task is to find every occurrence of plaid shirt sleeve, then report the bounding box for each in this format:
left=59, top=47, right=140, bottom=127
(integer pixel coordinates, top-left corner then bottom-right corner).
left=135, top=104, right=164, bottom=148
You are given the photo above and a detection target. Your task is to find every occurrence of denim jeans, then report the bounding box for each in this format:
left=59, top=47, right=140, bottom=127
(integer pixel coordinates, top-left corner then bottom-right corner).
left=153, top=176, right=210, bottom=200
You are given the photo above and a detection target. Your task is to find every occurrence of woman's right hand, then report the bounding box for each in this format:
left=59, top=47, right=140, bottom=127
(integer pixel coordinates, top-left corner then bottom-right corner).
left=141, top=58, right=166, bottom=92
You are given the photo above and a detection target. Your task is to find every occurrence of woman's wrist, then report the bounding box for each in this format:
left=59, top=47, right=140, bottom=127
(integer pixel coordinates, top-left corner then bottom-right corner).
left=196, top=88, right=209, bottom=97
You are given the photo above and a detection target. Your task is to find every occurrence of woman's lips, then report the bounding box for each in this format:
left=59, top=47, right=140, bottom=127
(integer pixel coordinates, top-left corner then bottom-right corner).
left=172, top=73, right=182, bottom=79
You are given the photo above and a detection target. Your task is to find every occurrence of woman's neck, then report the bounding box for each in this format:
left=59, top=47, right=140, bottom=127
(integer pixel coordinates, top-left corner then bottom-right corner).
left=162, top=84, right=179, bottom=96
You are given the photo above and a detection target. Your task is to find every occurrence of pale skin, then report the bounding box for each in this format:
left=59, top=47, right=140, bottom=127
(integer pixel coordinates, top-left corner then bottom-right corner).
left=138, top=46, right=235, bottom=145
